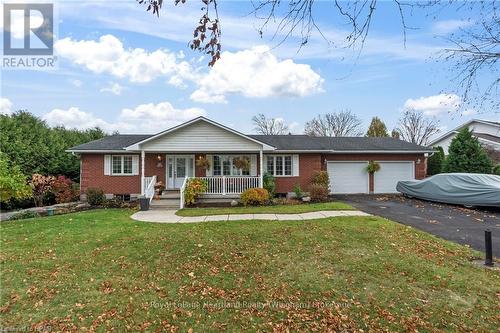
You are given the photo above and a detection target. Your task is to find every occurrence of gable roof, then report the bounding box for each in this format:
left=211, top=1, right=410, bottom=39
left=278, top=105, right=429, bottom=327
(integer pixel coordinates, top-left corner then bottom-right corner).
left=429, top=118, right=500, bottom=146
left=249, top=135, right=433, bottom=152
left=125, top=116, right=275, bottom=151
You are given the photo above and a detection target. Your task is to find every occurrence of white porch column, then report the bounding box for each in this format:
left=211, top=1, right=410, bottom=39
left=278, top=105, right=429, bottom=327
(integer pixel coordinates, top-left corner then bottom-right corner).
left=140, top=150, right=145, bottom=195
left=259, top=149, right=263, bottom=188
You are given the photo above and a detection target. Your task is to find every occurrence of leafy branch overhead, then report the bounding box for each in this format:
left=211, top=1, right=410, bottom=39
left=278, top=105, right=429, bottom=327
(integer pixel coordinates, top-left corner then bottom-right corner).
left=138, top=0, right=221, bottom=66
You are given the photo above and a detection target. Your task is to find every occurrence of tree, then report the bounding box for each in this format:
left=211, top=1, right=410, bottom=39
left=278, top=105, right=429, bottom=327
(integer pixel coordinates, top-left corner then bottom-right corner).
left=442, top=3, right=499, bottom=112
left=427, top=146, right=445, bottom=176
left=391, top=129, right=400, bottom=140
left=304, top=110, right=362, bottom=137
left=139, top=1, right=498, bottom=111
left=30, top=174, right=55, bottom=207
left=443, top=127, right=493, bottom=174
left=395, top=109, right=440, bottom=145
left=366, top=117, right=389, bottom=137
left=0, top=111, right=106, bottom=180
left=0, top=153, right=32, bottom=202
left=252, top=114, right=289, bottom=135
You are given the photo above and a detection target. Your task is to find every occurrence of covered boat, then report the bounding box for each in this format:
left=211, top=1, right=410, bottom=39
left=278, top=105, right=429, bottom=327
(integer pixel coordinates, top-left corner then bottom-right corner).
left=396, top=173, right=500, bottom=207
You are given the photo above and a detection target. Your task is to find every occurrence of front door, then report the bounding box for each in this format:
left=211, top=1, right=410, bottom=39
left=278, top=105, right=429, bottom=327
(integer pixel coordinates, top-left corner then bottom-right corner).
left=167, top=155, right=194, bottom=189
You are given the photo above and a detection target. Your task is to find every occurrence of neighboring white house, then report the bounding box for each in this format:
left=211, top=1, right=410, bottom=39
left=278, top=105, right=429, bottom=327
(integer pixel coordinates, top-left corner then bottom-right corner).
left=429, top=119, right=500, bottom=154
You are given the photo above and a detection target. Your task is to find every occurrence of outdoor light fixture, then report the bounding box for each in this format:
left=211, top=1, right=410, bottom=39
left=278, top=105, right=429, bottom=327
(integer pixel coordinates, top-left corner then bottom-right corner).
left=417, top=158, right=421, bottom=164
left=156, top=155, right=163, bottom=168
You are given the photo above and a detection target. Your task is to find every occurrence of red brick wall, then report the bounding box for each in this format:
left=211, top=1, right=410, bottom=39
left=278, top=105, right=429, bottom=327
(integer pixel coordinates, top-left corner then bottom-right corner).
left=80, top=154, right=141, bottom=195
left=273, top=154, right=322, bottom=193
left=145, top=153, right=166, bottom=184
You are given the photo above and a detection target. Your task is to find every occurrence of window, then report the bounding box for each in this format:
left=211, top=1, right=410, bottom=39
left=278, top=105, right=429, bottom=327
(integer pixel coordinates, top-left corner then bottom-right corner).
left=266, top=155, right=293, bottom=176
left=212, top=155, right=252, bottom=176
left=111, top=155, right=134, bottom=175
left=275, top=156, right=283, bottom=176
left=267, top=157, right=274, bottom=174
left=213, top=155, right=221, bottom=176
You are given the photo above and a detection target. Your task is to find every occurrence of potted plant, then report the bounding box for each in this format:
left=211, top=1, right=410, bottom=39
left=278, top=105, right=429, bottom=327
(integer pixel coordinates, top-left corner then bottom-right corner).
left=233, top=157, right=250, bottom=172
left=154, top=181, right=165, bottom=196
left=366, top=161, right=381, bottom=174
left=196, top=156, right=210, bottom=170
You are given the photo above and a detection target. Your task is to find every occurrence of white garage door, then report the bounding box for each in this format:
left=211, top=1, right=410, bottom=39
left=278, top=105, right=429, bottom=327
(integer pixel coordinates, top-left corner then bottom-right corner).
left=327, top=162, right=369, bottom=194
left=374, top=161, right=414, bottom=193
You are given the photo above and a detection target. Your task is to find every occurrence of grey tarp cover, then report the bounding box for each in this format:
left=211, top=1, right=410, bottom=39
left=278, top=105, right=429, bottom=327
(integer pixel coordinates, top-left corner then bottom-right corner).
left=397, top=173, right=500, bottom=207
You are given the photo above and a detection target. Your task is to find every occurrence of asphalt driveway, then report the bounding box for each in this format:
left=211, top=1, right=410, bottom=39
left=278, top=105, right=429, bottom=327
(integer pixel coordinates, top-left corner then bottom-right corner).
left=336, top=194, right=500, bottom=255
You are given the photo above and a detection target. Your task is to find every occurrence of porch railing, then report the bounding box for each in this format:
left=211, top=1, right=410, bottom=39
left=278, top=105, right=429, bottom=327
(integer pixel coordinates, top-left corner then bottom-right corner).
left=197, top=176, right=260, bottom=195
left=179, top=176, right=188, bottom=209
left=144, top=175, right=157, bottom=203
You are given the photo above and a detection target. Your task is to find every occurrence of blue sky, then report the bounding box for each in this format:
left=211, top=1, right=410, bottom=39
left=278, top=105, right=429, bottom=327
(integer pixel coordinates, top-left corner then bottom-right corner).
left=1, top=0, right=498, bottom=137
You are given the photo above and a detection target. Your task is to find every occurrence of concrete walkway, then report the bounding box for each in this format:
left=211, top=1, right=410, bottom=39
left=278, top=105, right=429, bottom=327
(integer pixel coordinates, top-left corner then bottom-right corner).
left=131, top=209, right=371, bottom=223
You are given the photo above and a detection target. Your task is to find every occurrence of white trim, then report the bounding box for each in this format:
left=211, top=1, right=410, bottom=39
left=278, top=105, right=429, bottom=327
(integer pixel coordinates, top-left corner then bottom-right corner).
left=272, top=150, right=434, bottom=153
left=110, top=155, right=135, bottom=176
left=265, top=154, right=295, bottom=177
left=125, top=117, right=276, bottom=151
left=67, top=149, right=134, bottom=153
left=259, top=149, right=263, bottom=187
left=477, top=137, right=500, bottom=146
left=140, top=151, right=145, bottom=195
left=326, top=161, right=370, bottom=194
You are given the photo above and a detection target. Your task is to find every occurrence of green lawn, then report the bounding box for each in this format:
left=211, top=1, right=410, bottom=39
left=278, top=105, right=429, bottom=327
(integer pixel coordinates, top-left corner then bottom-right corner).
left=1, top=209, right=498, bottom=332
left=176, top=201, right=354, bottom=216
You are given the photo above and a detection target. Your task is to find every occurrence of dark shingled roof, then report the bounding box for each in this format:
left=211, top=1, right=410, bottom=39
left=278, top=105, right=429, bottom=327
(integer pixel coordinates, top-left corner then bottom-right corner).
left=248, top=135, right=432, bottom=151
left=68, top=134, right=152, bottom=151
left=69, top=133, right=432, bottom=152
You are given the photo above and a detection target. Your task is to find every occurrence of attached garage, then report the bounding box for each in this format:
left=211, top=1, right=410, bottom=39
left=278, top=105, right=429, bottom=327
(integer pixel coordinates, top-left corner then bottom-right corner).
left=327, top=161, right=369, bottom=194
left=374, top=161, right=414, bottom=193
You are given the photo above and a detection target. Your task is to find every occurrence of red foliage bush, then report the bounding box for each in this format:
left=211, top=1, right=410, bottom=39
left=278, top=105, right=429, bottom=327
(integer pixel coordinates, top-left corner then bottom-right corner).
left=52, top=176, right=79, bottom=203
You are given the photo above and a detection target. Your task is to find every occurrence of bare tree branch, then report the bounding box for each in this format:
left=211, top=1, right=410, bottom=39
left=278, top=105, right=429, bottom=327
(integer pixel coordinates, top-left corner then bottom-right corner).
left=395, top=109, right=440, bottom=146
left=304, top=110, right=363, bottom=137
left=252, top=114, right=289, bottom=135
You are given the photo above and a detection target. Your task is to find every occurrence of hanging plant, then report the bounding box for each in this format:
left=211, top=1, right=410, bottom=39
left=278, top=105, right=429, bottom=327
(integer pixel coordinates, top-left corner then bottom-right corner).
left=195, top=156, right=210, bottom=170
left=233, top=157, right=250, bottom=172
left=366, top=161, right=381, bottom=174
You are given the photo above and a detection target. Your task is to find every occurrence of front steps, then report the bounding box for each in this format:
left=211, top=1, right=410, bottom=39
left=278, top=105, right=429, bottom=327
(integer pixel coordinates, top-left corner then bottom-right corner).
left=150, top=190, right=180, bottom=210
left=149, top=191, right=241, bottom=209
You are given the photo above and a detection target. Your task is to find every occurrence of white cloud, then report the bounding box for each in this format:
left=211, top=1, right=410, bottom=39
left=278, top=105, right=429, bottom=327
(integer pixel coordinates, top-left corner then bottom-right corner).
left=433, top=20, right=473, bottom=34
left=42, top=102, right=206, bottom=133
left=42, top=107, right=110, bottom=130
left=404, top=93, right=461, bottom=116
left=55, top=34, right=197, bottom=84
left=462, top=109, right=477, bottom=116
left=70, top=79, right=83, bottom=87
left=190, top=46, right=324, bottom=104
left=0, top=98, right=13, bottom=115
left=117, top=102, right=205, bottom=133
left=100, top=82, right=124, bottom=95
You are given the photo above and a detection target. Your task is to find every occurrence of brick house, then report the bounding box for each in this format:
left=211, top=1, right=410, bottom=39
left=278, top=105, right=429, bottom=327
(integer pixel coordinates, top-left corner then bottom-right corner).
left=68, top=117, right=432, bottom=207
